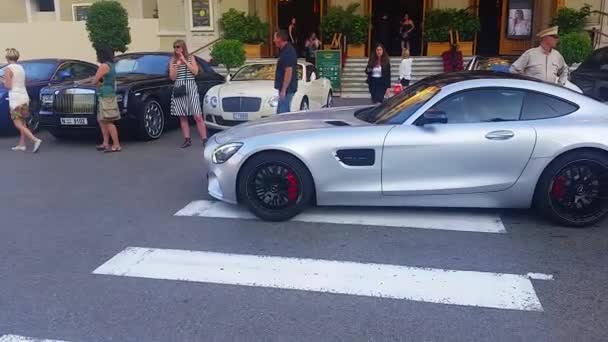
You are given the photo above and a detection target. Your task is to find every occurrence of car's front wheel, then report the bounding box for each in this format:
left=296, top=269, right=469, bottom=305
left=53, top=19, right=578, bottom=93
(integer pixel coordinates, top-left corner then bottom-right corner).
left=136, top=98, right=164, bottom=140
left=238, top=152, right=314, bottom=221
left=535, top=150, right=608, bottom=227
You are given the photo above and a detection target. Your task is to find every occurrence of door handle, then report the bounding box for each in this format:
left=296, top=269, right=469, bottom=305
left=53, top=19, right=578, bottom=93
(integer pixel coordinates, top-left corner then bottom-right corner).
left=485, top=130, right=514, bottom=140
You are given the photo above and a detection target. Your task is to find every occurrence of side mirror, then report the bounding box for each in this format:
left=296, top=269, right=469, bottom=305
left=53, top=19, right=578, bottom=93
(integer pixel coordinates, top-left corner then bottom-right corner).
left=422, top=110, right=448, bottom=125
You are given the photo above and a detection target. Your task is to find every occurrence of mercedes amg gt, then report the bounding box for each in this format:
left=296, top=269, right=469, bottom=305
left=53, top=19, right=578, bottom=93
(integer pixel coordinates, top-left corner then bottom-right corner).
left=203, top=71, right=608, bottom=228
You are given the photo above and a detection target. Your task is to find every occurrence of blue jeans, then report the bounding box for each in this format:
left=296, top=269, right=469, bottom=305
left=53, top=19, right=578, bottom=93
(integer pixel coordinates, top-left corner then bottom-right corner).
left=277, top=92, right=294, bottom=114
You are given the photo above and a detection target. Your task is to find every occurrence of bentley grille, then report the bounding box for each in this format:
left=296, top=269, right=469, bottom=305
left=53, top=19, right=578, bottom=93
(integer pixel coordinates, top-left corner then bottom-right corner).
left=222, top=97, right=261, bottom=112
left=54, top=93, right=96, bottom=115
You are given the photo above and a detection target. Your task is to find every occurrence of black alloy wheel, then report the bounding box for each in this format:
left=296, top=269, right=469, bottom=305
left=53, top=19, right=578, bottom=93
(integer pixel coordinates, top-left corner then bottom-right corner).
left=238, top=152, right=314, bottom=221
left=536, top=151, right=608, bottom=227
left=137, top=99, right=164, bottom=140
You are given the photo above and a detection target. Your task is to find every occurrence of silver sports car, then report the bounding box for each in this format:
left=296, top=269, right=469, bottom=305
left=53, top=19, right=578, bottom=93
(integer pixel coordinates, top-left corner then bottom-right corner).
left=203, top=71, right=608, bottom=228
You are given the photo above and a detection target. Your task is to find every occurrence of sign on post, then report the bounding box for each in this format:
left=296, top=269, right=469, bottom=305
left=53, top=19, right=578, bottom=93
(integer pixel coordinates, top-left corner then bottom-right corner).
left=315, top=50, right=341, bottom=90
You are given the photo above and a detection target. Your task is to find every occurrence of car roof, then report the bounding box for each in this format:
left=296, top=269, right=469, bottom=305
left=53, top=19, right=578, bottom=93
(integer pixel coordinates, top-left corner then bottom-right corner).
left=10, top=58, right=91, bottom=64
left=422, top=70, right=545, bottom=84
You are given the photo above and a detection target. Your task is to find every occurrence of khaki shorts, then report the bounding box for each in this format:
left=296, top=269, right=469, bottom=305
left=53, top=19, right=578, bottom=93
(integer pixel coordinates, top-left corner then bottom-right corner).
left=10, top=104, right=29, bottom=121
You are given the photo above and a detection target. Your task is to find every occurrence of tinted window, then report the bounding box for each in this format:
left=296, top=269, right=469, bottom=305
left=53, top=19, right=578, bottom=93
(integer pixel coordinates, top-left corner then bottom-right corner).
left=232, top=63, right=303, bottom=81
left=521, top=92, right=578, bottom=120
left=114, top=55, right=171, bottom=76
left=72, top=63, right=97, bottom=78
left=0, top=62, right=56, bottom=81
left=429, top=88, right=525, bottom=124
left=578, top=48, right=608, bottom=72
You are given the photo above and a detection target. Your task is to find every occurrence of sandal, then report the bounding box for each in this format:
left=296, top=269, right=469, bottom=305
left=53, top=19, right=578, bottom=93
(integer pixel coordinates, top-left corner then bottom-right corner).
left=104, top=146, right=122, bottom=153
left=96, top=144, right=109, bottom=151
left=181, top=138, right=192, bottom=148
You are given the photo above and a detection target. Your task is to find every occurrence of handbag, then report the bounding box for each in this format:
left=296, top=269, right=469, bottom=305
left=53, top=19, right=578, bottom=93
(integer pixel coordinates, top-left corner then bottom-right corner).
left=99, top=96, right=120, bottom=120
left=173, top=84, right=187, bottom=97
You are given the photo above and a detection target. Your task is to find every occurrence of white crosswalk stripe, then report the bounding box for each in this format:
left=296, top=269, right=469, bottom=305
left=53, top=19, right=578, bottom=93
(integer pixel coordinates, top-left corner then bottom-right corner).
left=0, top=335, right=68, bottom=342
left=93, top=247, right=553, bottom=312
left=175, top=200, right=507, bottom=233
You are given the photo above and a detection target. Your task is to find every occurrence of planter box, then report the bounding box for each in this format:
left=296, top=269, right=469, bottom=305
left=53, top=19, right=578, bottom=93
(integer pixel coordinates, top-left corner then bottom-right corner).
left=426, top=41, right=474, bottom=56
left=347, top=44, right=366, bottom=57
left=244, top=43, right=264, bottom=58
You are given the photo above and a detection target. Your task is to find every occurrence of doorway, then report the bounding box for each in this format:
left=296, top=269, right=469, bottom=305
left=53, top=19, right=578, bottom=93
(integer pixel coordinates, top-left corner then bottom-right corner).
left=277, top=0, right=321, bottom=56
left=476, top=0, right=503, bottom=56
left=371, top=0, right=424, bottom=56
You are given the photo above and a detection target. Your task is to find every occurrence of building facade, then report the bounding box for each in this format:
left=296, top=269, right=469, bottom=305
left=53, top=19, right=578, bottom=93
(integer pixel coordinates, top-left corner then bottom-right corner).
left=0, top=0, right=606, bottom=62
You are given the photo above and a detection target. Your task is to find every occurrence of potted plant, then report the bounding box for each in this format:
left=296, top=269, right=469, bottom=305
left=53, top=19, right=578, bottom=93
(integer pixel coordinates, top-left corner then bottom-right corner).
left=559, top=31, right=593, bottom=65
left=423, top=8, right=479, bottom=56
left=320, top=4, right=360, bottom=49
left=210, top=39, right=246, bottom=75
left=219, top=9, right=269, bottom=58
left=347, top=14, right=369, bottom=57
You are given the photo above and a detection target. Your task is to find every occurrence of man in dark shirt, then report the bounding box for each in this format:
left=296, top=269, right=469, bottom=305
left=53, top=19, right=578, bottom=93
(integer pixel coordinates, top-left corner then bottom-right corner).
left=273, top=30, right=298, bottom=114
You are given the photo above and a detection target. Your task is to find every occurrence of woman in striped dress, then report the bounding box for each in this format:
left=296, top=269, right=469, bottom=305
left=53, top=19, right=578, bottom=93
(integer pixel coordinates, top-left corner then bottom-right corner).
left=169, top=40, right=208, bottom=148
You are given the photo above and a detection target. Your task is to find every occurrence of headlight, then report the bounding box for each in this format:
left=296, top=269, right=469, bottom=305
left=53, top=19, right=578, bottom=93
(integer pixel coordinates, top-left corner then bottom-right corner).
left=212, top=142, right=243, bottom=164
left=41, top=94, right=54, bottom=105
left=268, top=96, right=279, bottom=107
left=210, top=96, right=218, bottom=108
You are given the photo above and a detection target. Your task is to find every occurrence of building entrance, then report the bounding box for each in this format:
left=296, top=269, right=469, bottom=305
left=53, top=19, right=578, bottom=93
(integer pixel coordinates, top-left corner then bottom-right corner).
left=277, top=0, right=322, bottom=56
left=477, top=0, right=503, bottom=55
left=371, top=0, right=424, bottom=56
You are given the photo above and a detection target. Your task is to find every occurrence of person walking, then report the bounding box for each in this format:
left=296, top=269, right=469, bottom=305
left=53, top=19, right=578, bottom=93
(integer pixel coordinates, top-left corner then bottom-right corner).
left=93, top=45, right=121, bottom=153
left=4, top=48, right=42, bottom=153
left=510, top=26, right=568, bottom=85
left=399, top=48, right=412, bottom=87
left=273, top=30, right=298, bottom=114
left=169, top=39, right=208, bottom=148
left=365, top=43, right=391, bottom=104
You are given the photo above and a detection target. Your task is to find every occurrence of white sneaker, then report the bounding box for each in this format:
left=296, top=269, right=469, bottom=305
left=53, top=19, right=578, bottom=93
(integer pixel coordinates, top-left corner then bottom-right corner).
left=32, top=139, right=42, bottom=153
left=11, top=145, right=26, bottom=152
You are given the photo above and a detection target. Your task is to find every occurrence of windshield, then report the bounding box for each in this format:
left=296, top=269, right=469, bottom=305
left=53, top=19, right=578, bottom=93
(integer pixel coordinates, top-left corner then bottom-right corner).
left=232, top=64, right=303, bottom=81
left=0, top=61, right=56, bottom=81
left=355, top=81, right=441, bottom=124
left=114, top=55, right=171, bottom=76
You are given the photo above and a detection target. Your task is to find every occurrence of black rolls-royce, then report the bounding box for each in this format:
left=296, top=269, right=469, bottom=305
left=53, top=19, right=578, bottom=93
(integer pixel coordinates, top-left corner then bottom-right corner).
left=39, top=52, right=225, bottom=140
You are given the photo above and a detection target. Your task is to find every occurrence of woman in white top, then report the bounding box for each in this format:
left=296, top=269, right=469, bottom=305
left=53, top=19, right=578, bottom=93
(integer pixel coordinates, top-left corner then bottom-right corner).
left=399, top=48, right=412, bottom=87
left=3, top=48, right=42, bottom=152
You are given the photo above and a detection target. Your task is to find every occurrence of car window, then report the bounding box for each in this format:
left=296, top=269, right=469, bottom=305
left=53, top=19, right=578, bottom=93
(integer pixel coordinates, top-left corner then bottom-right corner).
left=231, top=64, right=303, bottom=81
left=0, top=61, right=56, bottom=81
left=428, top=88, right=525, bottom=124
left=52, top=63, right=73, bottom=81
left=578, top=48, right=608, bottom=72
left=520, top=92, right=578, bottom=120
left=115, top=55, right=171, bottom=76
left=72, top=63, right=97, bottom=78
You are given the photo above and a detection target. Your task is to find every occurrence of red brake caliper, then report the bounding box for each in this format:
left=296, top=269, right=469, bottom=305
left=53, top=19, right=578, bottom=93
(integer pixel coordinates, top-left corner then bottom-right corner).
left=551, top=176, right=566, bottom=199
left=286, top=172, right=299, bottom=202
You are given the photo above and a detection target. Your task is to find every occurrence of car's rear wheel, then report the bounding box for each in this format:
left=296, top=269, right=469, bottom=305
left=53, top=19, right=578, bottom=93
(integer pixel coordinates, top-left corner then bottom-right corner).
left=238, top=152, right=314, bottom=221
left=136, top=98, right=164, bottom=140
left=535, top=151, right=608, bottom=227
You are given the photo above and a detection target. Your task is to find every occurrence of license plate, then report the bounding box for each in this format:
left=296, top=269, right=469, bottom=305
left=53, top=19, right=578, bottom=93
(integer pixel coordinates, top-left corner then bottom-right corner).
left=60, top=117, right=88, bottom=125
left=232, top=112, right=248, bottom=121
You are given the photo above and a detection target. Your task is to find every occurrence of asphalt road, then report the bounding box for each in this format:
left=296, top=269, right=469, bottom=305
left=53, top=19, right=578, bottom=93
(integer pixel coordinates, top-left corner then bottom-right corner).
left=0, top=98, right=607, bottom=342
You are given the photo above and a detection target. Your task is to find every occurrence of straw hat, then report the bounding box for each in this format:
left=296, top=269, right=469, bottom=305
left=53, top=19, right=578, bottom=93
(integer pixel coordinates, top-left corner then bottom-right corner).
left=537, top=26, right=559, bottom=38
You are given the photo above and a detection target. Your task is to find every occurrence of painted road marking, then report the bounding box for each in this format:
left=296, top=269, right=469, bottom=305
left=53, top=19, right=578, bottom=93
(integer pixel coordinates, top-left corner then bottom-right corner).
left=93, top=247, right=549, bottom=311
left=174, top=200, right=507, bottom=233
left=0, top=336, right=68, bottom=342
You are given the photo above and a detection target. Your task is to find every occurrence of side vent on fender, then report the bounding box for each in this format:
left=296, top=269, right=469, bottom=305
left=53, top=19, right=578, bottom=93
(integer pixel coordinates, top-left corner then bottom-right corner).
left=335, top=149, right=375, bottom=166
left=325, top=120, right=350, bottom=126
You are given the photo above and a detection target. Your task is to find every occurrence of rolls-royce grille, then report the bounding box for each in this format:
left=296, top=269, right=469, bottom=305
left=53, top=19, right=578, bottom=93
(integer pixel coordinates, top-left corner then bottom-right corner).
left=54, top=93, right=96, bottom=115
left=222, top=97, right=261, bottom=112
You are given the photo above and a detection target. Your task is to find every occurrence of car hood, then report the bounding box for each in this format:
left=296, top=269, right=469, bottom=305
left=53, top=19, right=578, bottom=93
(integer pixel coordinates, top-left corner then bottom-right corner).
left=213, top=105, right=372, bottom=144
left=215, top=80, right=277, bottom=98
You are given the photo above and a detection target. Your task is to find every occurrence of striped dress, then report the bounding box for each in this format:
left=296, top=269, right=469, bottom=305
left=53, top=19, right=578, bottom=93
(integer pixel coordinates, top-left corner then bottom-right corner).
left=170, top=56, right=202, bottom=117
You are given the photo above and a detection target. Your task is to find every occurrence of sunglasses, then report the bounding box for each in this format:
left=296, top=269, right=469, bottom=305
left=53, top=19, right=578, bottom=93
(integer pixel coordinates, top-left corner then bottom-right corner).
left=173, top=45, right=182, bottom=49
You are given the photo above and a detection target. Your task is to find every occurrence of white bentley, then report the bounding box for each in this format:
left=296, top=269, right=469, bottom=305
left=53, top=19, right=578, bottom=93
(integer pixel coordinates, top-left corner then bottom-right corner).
left=203, top=61, right=333, bottom=130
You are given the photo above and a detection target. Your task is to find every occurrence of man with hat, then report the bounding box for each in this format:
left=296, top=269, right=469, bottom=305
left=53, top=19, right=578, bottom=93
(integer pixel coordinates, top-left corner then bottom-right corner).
left=510, top=26, right=569, bottom=85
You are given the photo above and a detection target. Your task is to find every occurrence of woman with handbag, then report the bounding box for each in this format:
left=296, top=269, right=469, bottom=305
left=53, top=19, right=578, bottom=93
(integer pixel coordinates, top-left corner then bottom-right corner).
left=93, top=45, right=121, bottom=153
left=4, top=48, right=42, bottom=153
left=365, top=43, right=391, bottom=104
left=169, top=40, right=208, bottom=148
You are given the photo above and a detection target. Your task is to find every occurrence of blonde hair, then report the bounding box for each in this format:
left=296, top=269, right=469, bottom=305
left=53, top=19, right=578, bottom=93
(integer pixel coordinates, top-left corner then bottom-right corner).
left=5, top=48, right=20, bottom=62
left=402, top=48, right=410, bottom=58
left=172, top=39, right=189, bottom=58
